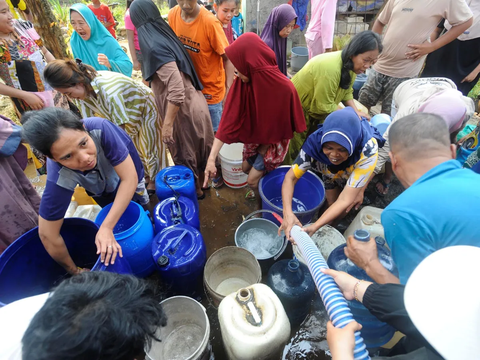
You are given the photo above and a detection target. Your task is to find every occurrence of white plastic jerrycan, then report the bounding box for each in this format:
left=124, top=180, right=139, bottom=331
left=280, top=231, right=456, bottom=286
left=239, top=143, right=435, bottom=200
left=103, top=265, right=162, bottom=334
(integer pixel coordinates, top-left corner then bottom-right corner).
left=218, top=283, right=291, bottom=360
left=344, top=206, right=385, bottom=240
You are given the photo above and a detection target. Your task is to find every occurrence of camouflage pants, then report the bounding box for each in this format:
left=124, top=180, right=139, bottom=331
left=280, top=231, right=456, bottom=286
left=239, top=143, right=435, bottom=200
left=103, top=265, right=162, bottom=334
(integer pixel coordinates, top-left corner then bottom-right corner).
left=358, top=68, right=412, bottom=116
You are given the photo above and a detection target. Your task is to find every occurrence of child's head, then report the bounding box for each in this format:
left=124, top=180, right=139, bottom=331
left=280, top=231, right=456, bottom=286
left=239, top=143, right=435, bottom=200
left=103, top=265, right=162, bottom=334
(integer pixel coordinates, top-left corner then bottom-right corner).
left=214, top=0, right=238, bottom=25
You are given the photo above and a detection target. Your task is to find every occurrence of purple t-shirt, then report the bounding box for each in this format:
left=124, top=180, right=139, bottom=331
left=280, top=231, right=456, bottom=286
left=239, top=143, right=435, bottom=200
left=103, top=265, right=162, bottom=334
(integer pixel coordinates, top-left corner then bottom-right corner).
left=39, top=118, right=144, bottom=221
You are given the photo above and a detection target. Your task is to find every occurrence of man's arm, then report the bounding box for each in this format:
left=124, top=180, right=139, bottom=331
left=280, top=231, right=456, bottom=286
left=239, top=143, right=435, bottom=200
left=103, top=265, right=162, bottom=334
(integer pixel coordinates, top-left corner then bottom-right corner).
left=372, top=19, right=386, bottom=35
left=406, top=17, right=473, bottom=61
left=344, top=235, right=400, bottom=284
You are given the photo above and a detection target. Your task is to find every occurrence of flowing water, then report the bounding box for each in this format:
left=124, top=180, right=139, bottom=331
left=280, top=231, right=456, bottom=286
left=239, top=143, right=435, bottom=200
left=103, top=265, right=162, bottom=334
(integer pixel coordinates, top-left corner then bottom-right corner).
left=237, top=228, right=282, bottom=259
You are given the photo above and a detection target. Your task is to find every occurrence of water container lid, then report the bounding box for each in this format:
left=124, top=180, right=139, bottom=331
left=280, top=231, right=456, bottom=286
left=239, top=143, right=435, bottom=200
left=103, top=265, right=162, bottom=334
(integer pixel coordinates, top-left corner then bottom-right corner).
left=157, top=255, right=169, bottom=267
left=354, top=229, right=370, bottom=242
left=151, top=224, right=205, bottom=272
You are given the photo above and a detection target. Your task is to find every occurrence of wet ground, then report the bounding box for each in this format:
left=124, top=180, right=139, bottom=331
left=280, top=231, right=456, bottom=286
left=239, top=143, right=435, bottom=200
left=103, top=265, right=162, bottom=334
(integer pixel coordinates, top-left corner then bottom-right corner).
left=188, top=175, right=405, bottom=360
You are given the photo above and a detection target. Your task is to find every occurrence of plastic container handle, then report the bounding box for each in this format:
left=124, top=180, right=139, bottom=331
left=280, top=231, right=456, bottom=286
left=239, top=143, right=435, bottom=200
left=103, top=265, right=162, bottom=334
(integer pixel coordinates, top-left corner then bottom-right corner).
left=290, top=225, right=370, bottom=360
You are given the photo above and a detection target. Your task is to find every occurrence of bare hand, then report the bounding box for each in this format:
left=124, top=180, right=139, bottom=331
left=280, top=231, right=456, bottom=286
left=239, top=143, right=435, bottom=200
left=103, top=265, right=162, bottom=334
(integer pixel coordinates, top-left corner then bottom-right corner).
left=462, top=70, right=479, bottom=83
left=346, top=191, right=364, bottom=213
left=98, top=53, right=111, bottom=69
left=279, top=211, right=302, bottom=241
left=406, top=43, right=434, bottom=61
left=327, top=320, right=362, bottom=360
left=203, top=159, right=217, bottom=188
left=95, top=226, right=123, bottom=265
left=344, top=235, right=378, bottom=271
left=321, top=268, right=359, bottom=300
left=162, top=122, right=175, bottom=145
left=357, top=111, right=370, bottom=120
left=302, top=223, right=318, bottom=238
left=133, top=59, right=141, bottom=71
left=22, top=92, right=44, bottom=110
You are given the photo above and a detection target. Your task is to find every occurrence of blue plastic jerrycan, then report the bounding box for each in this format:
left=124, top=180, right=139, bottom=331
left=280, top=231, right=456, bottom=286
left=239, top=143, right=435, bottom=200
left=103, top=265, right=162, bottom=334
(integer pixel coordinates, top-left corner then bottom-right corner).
left=155, top=166, right=199, bottom=213
left=153, top=196, right=200, bottom=235
left=327, top=229, right=398, bottom=348
left=152, top=224, right=206, bottom=297
left=267, top=259, right=316, bottom=326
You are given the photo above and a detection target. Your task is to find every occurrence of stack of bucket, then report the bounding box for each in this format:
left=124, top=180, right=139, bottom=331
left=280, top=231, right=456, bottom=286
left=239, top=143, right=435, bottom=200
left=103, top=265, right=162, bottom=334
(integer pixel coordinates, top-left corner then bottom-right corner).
left=152, top=166, right=205, bottom=297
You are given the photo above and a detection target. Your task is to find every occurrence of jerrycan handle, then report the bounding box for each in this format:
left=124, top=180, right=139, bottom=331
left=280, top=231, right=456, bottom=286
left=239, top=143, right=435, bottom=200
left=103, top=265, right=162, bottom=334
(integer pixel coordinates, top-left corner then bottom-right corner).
left=354, top=229, right=370, bottom=242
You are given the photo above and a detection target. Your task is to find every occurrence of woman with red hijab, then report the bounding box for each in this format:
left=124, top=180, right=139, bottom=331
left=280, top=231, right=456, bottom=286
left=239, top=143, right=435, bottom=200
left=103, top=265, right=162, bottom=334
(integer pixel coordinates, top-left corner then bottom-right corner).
left=204, top=33, right=306, bottom=205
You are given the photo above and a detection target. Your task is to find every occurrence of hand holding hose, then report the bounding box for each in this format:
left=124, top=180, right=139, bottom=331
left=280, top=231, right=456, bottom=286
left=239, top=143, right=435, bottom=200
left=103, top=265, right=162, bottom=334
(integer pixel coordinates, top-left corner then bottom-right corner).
left=279, top=211, right=302, bottom=242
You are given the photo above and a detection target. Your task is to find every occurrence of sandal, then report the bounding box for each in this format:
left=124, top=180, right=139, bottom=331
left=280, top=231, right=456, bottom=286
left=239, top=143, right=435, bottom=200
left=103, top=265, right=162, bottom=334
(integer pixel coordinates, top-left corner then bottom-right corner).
left=375, top=179, right=391, bottom=197
left=245, top=189, right=256, bottom=201
left=197, top=191, right=206, bottom=200
left=212, top=176, right=224, bottom=189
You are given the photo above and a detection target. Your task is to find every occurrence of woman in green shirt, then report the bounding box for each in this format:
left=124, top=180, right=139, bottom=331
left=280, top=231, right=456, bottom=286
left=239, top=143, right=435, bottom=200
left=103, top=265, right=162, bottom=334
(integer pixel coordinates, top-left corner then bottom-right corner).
left=284, top=31, right=383, bottom=164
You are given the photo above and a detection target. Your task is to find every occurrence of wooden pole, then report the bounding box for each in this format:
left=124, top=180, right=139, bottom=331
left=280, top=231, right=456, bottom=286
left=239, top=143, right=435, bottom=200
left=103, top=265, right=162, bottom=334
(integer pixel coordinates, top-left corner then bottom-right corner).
left=24, top=0, right=70, bottom=59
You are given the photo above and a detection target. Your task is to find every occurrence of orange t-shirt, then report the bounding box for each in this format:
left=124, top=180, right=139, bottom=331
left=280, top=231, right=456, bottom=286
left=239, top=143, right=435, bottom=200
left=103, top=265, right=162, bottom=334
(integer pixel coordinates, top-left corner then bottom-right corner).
left=88, top=3, right=116, bottom=39
left=168, top=6, right=229, bottom=104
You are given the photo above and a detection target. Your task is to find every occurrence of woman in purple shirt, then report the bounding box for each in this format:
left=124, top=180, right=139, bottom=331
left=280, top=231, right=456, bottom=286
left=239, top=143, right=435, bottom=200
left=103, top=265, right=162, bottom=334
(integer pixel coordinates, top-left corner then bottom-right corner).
left=21, top=108, right=148, bottom=275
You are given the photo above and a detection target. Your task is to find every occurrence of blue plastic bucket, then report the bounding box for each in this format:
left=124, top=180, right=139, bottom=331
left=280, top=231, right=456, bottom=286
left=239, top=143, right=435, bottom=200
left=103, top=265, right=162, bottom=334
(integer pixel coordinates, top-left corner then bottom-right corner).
left=291, top=46, right=309, bottom=72
left=259, top=166, right=325, bottom=225
left=0, top=218, right=99, bottom=306
left=91, top=254, right=133, bottom=275
left=370, top=114, right=391, bottom=137
left=95, top=201, right=155, bottom=278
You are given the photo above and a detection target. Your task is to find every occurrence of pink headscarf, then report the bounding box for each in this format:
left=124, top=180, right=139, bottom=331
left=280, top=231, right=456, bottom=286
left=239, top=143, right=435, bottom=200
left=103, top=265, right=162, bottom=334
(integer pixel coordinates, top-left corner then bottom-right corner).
left=417, top=89, right=467, bottom=133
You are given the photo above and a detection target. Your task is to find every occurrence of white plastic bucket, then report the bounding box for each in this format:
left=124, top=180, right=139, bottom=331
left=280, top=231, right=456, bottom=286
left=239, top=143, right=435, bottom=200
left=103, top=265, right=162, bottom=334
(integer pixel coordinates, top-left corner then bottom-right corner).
left=219, top=143, right=248, bottom=189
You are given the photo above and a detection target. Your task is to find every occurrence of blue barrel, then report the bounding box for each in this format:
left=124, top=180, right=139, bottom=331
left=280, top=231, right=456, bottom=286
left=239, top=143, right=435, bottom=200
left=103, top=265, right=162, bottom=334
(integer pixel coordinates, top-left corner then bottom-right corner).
left=153, top=196, right=200, bottom=235
left=267, top=259, right=315, bottom=326
left=370, top=114, right=391, bottom=136
left=155, top=166, right=199, bottom=212
left=91, top=254, right=133, bottom=275
left=152, top=224, right=206, bottom=297
left=95, top=201, right=155, bottom=278
left=327, top=230, right=398, bottom=348
left=259, top=166, right=325, bottom=224
left=0, top=218, right=99, bottom=306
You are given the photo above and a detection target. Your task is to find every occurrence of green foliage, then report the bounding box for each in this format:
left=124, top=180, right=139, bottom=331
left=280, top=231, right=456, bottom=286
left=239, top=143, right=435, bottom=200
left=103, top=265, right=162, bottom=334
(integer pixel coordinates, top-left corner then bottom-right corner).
left=468, top=80, right=480, bottom=101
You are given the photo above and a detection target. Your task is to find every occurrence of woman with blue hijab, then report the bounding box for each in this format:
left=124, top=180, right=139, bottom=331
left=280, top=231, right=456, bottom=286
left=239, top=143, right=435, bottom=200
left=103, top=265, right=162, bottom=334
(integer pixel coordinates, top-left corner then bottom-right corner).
left=69, top=4, right=132, bottom=77
left=280, top=107, right=385, bottom=239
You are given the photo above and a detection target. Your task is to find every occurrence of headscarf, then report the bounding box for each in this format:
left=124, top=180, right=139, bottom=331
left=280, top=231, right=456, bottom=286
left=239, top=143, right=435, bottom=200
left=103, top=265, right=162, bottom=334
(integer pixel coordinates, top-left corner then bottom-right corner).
left=417, top=89, right=467, bottom=133
left=130, top=0, right=203, bottom=88
left=215, top=33, right=306, bottom=144
left=260, top=4, right=297, bottom=75
left=69, top=4, right=133, bottom=77
left=302, top=107, right=385, bottom=172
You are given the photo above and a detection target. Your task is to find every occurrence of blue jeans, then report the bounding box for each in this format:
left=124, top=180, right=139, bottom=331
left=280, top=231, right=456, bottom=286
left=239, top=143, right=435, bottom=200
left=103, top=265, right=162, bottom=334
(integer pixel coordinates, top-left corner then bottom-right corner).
left=208, top=102, right=223, bottom=132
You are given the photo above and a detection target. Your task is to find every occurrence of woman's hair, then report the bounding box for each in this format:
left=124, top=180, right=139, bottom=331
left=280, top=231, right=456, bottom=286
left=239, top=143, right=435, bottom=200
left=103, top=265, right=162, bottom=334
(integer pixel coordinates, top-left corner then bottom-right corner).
left=340, top=30, right=383, bottom=89
left=214, top=0, right=239, bottom=7
left=44, top=59, right=97, bottom=95
left=21, top=108, right=85, bottom=158
left=126, top=0, right=134, bottom=9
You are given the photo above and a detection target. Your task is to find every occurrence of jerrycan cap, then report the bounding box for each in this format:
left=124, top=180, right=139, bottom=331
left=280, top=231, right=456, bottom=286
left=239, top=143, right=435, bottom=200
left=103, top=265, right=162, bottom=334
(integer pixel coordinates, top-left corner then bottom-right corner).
left=354, top=229, right=370, bottom=242
left=157, top=255, right=169, bottom=267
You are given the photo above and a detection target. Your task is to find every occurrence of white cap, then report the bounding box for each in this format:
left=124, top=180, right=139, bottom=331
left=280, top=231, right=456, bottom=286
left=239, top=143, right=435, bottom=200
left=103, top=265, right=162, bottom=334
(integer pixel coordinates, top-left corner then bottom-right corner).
left=404, top=246, right=480, bottom=360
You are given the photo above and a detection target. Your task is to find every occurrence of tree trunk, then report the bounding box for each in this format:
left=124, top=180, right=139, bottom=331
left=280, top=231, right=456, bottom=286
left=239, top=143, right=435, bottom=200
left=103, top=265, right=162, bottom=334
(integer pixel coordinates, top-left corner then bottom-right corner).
left=24, top=0, right=70, bottom=59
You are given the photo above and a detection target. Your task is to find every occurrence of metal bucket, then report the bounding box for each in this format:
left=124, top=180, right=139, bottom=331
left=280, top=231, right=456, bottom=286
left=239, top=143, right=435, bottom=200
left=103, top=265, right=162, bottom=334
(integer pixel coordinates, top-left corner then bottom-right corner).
left=146, top=296, right=211, bottom=360
left=203, top=247, right=262, bottom=307
left=235, top=210, right=288, bottom=274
